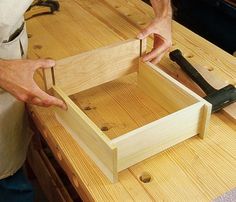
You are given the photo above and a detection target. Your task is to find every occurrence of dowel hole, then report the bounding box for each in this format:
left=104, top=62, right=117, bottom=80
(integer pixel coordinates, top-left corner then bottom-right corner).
left=33, top=44, right=42, bottom=50
left=139, top=172, right=152, bottom=183
left=101, top=126, right=109, bottom=131
left=207, top=67, right=214, bottom=71
left=27, top=33, right=32, bottom=38
left=186, top=54, right=194, bottom=58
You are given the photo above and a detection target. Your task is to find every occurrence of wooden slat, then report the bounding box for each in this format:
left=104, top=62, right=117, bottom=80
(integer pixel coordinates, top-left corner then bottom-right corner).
left=44, top=39, right=144, bottom=95
left=52, top=86, right=118, bottom=183
left=113, top=102, right=204, bottom=171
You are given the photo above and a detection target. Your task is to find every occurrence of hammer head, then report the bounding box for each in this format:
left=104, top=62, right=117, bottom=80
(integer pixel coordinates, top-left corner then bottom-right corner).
left=204, top=84, right=236, bottom=112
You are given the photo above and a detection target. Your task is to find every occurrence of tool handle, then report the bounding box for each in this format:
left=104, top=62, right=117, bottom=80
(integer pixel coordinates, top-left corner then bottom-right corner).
left=169, top=49, right=217, bottom=95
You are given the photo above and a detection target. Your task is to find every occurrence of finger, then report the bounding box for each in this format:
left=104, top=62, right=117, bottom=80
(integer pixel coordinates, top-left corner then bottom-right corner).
left=35, top=88, right=67, bottom=110
left=30, top=97, right=46, bottom=107
left=150, top=51, right=166, bottom=64
left=33, top=59, right=56, bottom=70
left=143, top=41, right=168, bottom=62
left=137, top=26, right=153, bottom=39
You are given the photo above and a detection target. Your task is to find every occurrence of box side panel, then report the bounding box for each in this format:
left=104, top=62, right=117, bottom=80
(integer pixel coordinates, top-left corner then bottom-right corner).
left=112, top=102, right=204, bottom=171
left=138, top=61, right=203, bottom=113
left=53, top=86, right=118, bottom=182
left=53, top=39, right=145, bottom=96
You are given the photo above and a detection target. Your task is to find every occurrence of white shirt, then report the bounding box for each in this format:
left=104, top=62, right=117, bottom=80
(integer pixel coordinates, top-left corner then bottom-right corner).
left=0, top=0, right=33, bottom=179
left=0, top=0, right=33, bottom=44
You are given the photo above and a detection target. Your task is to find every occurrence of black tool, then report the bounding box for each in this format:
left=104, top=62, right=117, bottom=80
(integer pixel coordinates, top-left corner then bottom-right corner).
left=169, top=49, right=236, bottom=113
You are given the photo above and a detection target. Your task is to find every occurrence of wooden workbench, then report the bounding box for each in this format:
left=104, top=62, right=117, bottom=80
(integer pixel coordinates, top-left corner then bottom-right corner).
left=27, top=0, right=236, bottom=201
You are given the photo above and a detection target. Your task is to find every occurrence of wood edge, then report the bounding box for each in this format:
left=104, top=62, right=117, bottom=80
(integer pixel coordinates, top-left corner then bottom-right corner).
left=55, top=112, right=118, bottom=183
left=140, top=38, right=147, bottom=57
left=112, top=102, right=203, bottom=144
left=52, top=86, right=113, bottom=146
left=52, top=85, right=118, bottom=183
left=43, top=68, right=54, bottom=91
left=112, top=147, right=118, bottom=183
left=222, top=103, right=236, bottom=124
left=56, top=38, right=141, bottom=65
left=198, top=102, right=212, bottom=139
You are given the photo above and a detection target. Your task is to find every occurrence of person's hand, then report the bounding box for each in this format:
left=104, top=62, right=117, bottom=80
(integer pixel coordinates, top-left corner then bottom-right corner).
left=137, top=16, right=172, bottom=64
left=0, top=59, right=67, bottom=109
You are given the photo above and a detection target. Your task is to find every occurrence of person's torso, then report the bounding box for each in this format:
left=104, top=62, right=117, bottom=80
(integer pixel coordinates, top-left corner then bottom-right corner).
left=0, top=0, right=33, bottom=179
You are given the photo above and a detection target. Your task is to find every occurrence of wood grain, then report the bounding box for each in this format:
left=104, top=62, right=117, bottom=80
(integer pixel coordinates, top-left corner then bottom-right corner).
left=44, top=39, right=145, bottom=95
left=52, top=86, right=118, bottom=183
left=27, top=0, right=236, bottom=200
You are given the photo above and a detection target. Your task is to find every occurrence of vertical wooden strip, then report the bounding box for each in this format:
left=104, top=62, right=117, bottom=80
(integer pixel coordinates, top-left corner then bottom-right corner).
left=198, top=103, right=212, bottom=139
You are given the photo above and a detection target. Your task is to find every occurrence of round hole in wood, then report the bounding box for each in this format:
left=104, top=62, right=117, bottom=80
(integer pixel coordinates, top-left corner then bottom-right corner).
left=33, top=44, right=42, bottom=50
left=139, top=172, right=152, bottom=183
left=186, top=54, right=194, bottom=58
left=27, top=33, right=32, bottom=38
left=207, top=67, right=214, bottom=71
left=101, top=126, right=109, bottom=131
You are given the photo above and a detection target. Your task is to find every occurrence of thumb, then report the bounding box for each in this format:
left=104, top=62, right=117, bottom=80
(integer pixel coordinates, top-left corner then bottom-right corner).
left=33, top=59, right=56, bottom=70
left=137, top=26, right=153, bottom=39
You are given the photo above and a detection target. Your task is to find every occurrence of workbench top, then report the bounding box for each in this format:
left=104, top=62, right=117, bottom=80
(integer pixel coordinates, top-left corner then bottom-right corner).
left=27, top=0, right=236, bottom=201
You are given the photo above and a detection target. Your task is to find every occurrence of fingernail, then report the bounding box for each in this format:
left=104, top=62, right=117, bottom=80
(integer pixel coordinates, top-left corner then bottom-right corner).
left=142, top=57, right=148, bottom=62
left=137, top=33, right=143, bottom=39
left=48, top=59, right=56, bottom=66
left=61, top=103, right=68, bottom=111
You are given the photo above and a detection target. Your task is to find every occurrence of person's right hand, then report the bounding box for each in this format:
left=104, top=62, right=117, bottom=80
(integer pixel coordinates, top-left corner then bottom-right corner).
left=0, top=59, right=67, bottom=109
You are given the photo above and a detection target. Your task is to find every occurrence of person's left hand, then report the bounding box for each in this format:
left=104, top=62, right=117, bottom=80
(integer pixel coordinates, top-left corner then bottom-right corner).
left=137, top=16, right=172, bottom=64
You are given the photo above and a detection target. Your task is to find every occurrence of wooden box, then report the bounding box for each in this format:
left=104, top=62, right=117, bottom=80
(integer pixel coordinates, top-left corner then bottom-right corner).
left=44, top=39, right=211, bottom=183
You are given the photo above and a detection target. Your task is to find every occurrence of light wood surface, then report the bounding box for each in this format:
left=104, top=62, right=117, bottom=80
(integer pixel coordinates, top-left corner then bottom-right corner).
left=27, top=0, right=236, bottom=201
left=45, top=39, right=145, bottom=95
